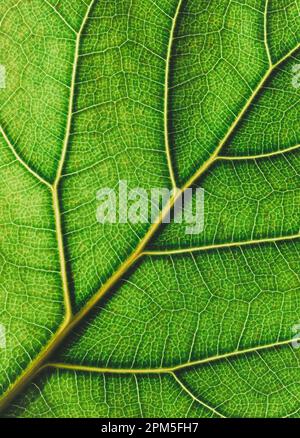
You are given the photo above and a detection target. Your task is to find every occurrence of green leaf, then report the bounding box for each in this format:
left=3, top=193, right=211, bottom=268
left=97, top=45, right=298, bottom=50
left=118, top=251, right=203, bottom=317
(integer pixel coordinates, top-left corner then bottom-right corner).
left=0, top=0, right=300, bottom=418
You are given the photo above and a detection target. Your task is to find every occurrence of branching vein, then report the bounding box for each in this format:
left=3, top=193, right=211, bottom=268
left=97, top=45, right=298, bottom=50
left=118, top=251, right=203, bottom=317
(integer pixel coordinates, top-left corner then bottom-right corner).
left=1, top=1, right=300, bottom=416
left=164, top=0, right=183, bottom=189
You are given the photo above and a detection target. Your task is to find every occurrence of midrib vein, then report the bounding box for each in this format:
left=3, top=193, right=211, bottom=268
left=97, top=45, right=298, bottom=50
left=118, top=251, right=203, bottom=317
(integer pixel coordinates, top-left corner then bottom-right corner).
left=1, top=6, right=300, bottom=414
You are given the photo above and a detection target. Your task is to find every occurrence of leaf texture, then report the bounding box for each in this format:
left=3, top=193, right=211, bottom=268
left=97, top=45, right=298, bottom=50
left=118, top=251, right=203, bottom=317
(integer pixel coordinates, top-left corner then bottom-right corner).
left=0, top=0, right=300, bottom=418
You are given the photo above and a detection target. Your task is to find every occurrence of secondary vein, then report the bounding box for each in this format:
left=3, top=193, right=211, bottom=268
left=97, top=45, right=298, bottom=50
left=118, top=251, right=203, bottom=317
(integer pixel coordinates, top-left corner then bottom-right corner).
left=54, top=1, right=95, bottom=184
left=264, top=0, right=272, bottom=66
left=217, top=143, right=300, bottom=161
left=52, top=0, right=97, bottom=321
left=142, top=233, right=300, bottom=257
left=46, top=336, right=297, bottom=376
left=164, top=0, right=183, bottom=190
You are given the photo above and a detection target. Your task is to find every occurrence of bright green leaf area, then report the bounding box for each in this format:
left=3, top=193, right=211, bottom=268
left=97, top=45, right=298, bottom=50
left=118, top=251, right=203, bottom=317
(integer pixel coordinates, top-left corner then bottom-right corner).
left=0, top=0, right=300, bottom=418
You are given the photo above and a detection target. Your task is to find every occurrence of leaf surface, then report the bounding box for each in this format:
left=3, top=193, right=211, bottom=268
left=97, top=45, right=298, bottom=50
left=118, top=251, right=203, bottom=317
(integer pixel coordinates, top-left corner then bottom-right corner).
left=0, top=0, right=300, bottom=418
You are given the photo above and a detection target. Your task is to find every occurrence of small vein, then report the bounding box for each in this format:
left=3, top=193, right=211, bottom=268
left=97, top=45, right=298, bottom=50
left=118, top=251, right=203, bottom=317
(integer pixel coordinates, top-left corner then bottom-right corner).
left=43, top=0, right=77, bottom=34
left=172, top=374, right=225, bottom=418
left=0, top=125, right=52, bottom=189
